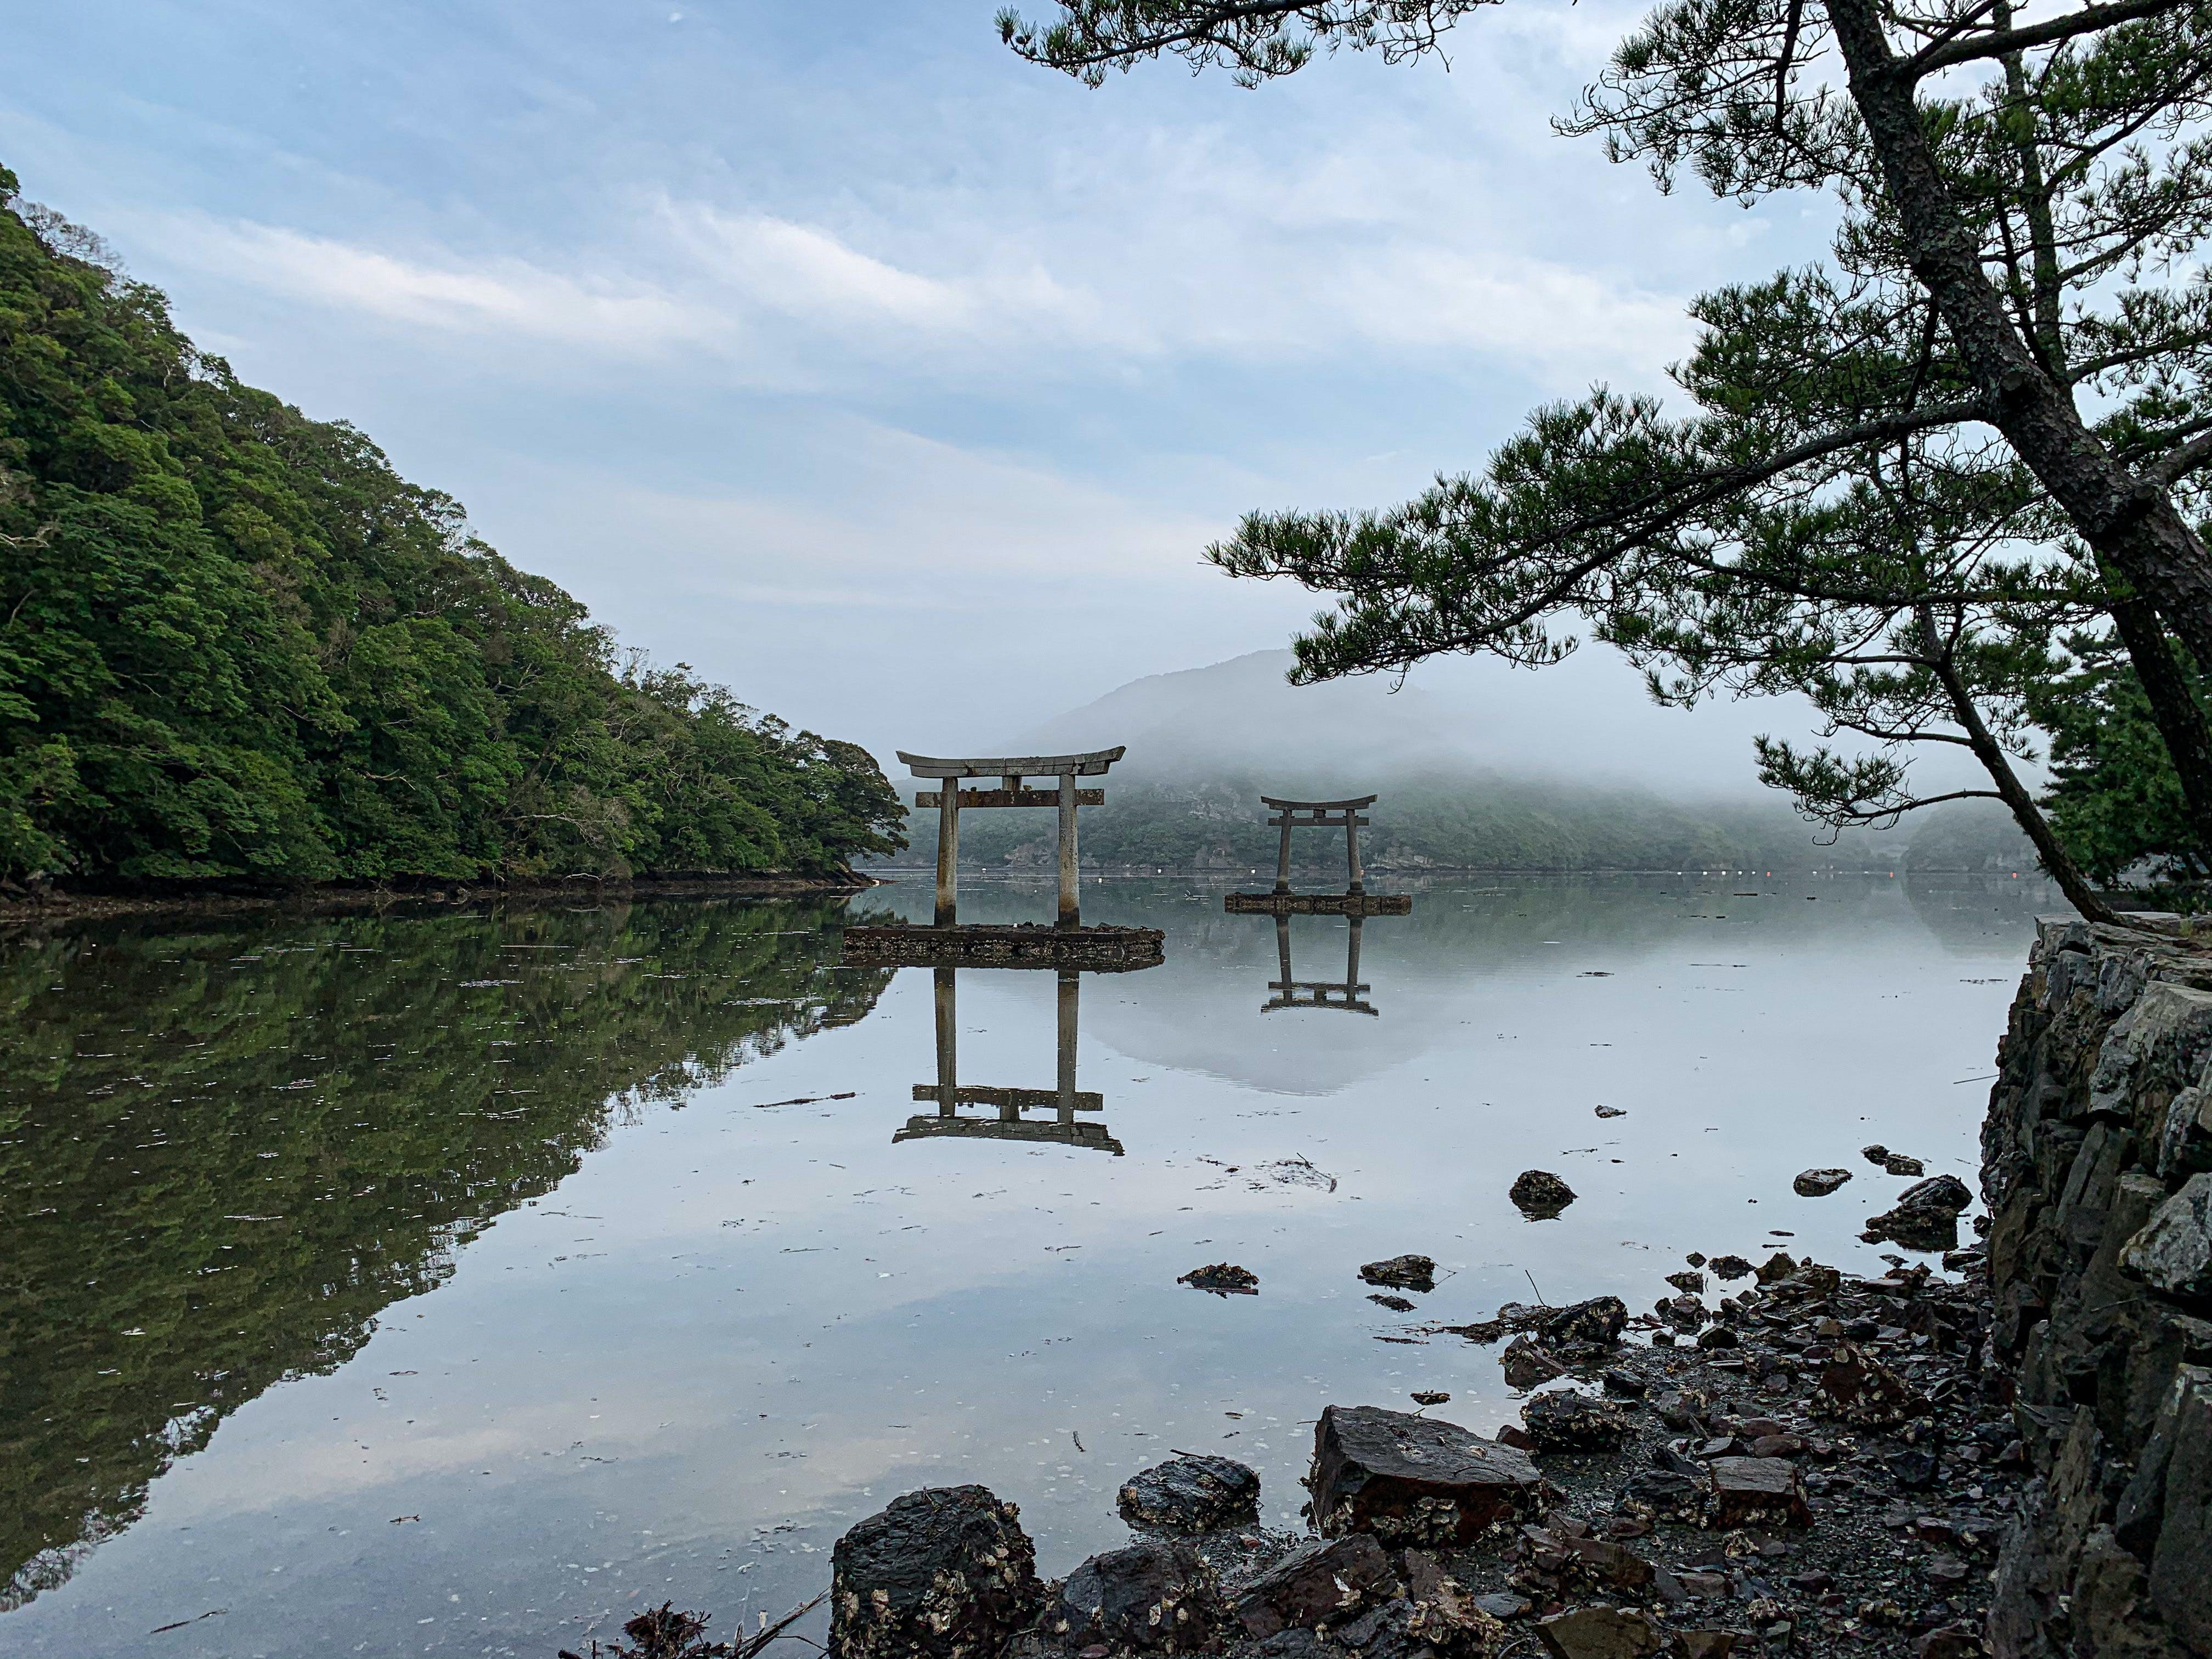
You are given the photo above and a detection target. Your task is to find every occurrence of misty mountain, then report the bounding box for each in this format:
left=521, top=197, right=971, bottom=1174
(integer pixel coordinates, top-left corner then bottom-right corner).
left=870, top=650, right=2039, bottom=876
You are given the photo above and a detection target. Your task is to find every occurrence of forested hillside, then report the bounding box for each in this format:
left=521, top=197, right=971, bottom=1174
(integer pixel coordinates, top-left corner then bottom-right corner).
left=881, top=772, right=2036, bottom=874
left=0, top=170, right=904, bottom=888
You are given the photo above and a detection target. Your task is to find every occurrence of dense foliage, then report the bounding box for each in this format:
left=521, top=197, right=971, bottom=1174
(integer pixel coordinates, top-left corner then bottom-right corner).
left=0, top=168, right=903, bottom=887
left=0, top=898, right=895, bottom=1608
left=2032, top=638, right=2212, bottom=884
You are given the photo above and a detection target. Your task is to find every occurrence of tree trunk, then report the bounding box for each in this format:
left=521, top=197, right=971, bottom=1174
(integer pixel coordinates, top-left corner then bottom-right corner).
left=1918, top=610, right=2119, bottom=922
left=1825, top=0, right=2212, bottom=735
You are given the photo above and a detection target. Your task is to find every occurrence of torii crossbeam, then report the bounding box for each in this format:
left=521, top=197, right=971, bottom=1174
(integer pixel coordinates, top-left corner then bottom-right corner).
left=898, top=746, right=1126, bottom=929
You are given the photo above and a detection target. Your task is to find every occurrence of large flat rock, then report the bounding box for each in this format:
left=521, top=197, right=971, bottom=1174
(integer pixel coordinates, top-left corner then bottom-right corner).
left=1309, top=1405, right=1544, bottom=1546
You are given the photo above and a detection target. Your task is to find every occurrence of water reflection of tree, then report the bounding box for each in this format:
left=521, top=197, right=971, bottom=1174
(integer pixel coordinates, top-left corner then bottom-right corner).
left=0, top=898, right=893, bottom=1610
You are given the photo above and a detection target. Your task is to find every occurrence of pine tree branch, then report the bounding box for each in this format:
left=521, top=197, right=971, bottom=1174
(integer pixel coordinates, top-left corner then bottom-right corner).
left=1901, top=0, right=2198, bottom=80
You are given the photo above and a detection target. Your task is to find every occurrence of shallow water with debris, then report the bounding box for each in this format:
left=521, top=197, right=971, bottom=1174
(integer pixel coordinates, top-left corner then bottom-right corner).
left=0, top=874, right=2043, bottom=1657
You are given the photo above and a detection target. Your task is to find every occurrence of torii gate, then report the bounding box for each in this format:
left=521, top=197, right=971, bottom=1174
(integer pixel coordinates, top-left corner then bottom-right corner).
left=1224, top=790, right=1410, bottom=917
left=898, top=746, right=1126, bottom=929
left=1263, top=794, right=1376, bottom=895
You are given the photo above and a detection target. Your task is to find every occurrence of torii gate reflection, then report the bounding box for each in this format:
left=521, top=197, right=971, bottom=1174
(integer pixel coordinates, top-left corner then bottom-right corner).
left=1265, top=913, right=1379, bottom=1017
left=896, top=967, right=1126, bottom=1155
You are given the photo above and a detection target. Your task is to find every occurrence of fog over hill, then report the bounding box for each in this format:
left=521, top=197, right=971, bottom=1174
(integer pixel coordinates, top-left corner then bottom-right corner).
left=873, top=648, right=2035, bottom=875
left=997, top=648, right=1790, bottom=798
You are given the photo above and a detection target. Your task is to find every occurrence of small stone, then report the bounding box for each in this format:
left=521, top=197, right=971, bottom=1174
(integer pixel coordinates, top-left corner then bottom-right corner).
left=1055, top=1540, right=1229, bottom=1655
left=1705, top=1456, right=1812, bottom=1529
left=1863, top=1144, right=1891, bottom=1164
left=1695, top=1326, right=1739, bottom=1351
left=830, top=1486, right=1043, bottom=1659
left=1685, top=1252, right=1707, bottom=1267
left=1708, top=1255, right=1754, bottom=1280
left=1811, top=1344, right=1926, bottom=1429
left=1502, top=1336, right=1570, bottom=1391
left=1233, top=1535, right=1400, bottom=1638
left=1309, top=1404, right=1544, bottom=1545
left=1657, top=1295, right=1708, bottom=1331
left=1676, top=1632, right=1738, bottom=1659
left=1179, top=1263, right=1259, bottom=1296
left=1886, top=1446, right=1939, bottom=1491
left=1399, top=1549, right=1510, bottom=1651
left=1523, top=1390, right=1635, bottom=1452
left=1596, top=1105, right=1627, bottom=1118
left=1601, top=1369, right=1647, bottom=1398
left=1754, top=1250, right=1797, bottom=1284
left=1117, top=1455, right=1262, bottom=1535
left=1915, top=1624, right=1984, bottom=1659
left=1922, top=1556, right=1971, bottom=1585
left=1665, top=1271, right=1706, bottom=1293
left=1369, top=1294, right=1417, bottom=1312
left=1511, top=1171, right=1578, bottom=1218
left=1793, top=1169, right=1853, bottom=1197
left=1865, top=1175, right=1972, bottom=1250
left=1534, top=1604, right=1664, bottom=1659
left=1474, top=1592, right=1533, bottom=1621
left=1544, top=1296, right=1629, bottom=1346
left=1411, top=1390, right=1451, bottom=1406
left=1360, top=1255, right=1438, bottom=1293
left=1617, top=1470, right=1701, bottom=1522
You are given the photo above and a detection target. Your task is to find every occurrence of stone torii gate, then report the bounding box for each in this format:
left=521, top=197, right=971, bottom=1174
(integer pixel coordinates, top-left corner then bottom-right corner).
left=1263, top=794, right=1376, bottom=895
left=899, top=746, right=1125, bottom=929
left=1224, top=790, right=1410, bottom=917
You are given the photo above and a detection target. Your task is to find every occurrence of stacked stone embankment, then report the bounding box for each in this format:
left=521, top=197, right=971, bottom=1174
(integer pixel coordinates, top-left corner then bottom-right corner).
left=1983, top=916, right=2212, bottom=1659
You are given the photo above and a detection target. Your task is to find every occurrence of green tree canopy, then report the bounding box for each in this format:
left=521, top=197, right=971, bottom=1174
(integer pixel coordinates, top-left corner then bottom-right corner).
left=0, top=169, right=904, bottom=887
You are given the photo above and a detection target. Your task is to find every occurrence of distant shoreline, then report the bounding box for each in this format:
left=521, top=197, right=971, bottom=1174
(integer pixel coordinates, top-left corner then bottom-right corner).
left=0, top=870, right=884, bottom=927
left=859, top=865, right=2045, bottom=879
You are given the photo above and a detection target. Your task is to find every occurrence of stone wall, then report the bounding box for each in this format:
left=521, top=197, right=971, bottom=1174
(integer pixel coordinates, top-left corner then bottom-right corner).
left=1983, top=916, right=2212, bottom=1659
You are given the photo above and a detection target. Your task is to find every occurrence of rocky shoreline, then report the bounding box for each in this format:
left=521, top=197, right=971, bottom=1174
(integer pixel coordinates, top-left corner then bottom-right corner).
left=564, top=1243, right=2008, bottom=1659
left=567, top=911, right=2212, bottom=1659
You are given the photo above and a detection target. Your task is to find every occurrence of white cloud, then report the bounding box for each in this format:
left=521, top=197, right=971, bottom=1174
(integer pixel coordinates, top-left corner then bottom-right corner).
left=145, top=163, right=1692, bottom=388
left=165, top=217, right=723, bottom=350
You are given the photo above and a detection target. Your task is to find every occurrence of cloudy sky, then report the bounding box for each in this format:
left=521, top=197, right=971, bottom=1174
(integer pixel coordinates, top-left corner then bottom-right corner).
left=4, top=0, right=1839, bottom=771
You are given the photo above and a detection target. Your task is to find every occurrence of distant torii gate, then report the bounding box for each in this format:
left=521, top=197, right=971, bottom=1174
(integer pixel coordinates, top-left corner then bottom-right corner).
left=899, top=746, right=1126, bottom=929
left=1265, top=794, right=1376, bottom=895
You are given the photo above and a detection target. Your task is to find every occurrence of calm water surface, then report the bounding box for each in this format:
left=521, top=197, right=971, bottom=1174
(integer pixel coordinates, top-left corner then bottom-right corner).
left=1, top=874, right=2046, bottom=1657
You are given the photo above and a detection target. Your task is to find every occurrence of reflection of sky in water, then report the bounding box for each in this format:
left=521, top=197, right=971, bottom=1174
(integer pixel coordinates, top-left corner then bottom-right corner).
left=2, top=875, right=2047, bottom=1658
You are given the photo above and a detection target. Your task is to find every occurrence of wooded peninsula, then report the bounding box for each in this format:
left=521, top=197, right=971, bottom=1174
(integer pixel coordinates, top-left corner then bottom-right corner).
left=0, top=167, right=906, bottom=897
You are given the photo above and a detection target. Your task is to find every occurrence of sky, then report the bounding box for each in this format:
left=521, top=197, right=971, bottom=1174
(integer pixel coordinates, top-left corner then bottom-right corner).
left=2, top=0, right=1843, bottom=772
